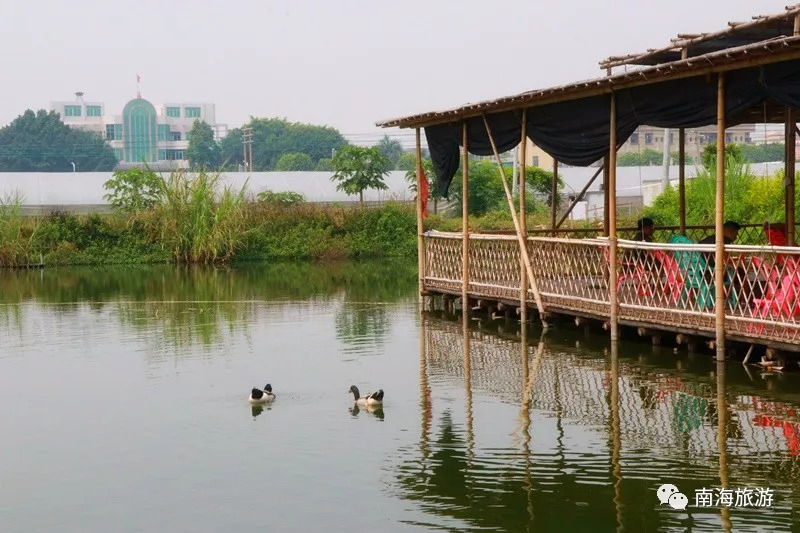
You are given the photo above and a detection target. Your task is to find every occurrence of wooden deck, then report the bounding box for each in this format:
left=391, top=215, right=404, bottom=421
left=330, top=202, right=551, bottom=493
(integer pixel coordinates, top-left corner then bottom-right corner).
left=423, top=231, right=800, bottom=352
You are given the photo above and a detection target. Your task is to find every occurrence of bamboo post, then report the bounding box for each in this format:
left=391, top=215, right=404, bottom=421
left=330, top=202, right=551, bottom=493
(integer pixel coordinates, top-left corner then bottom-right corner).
left=679, top=128, right=686, bottom=235
left=603, top=158, right=610, bottom=235
left=786, top=107, right=796, bottom=246
left=415, top=128, right=425, bottom=309
left=714, top=73, right=726, bottom=361
left=519, top=111, right=528, bottom=324
left=556, top=167, right=603, bottom=228
left=551, top=160, right=558, bottom=235
left=608, top=94, right=619, bottom=342
left=462, top=123, right=470, bottom=310
left=482, top=115, right=547, bottom=320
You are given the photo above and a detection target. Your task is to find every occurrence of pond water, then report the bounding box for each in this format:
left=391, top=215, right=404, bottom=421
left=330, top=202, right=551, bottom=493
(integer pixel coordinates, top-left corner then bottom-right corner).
left=1, top=262, right=800, bottom=532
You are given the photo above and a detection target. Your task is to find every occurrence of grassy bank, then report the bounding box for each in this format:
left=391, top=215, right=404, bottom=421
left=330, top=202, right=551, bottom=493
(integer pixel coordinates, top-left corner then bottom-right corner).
left=0, top=202, right=417, bottom=267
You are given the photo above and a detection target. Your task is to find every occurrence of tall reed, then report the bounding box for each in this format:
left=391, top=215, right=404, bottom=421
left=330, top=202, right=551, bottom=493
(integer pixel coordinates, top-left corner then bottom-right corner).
left=0, top=192, right=37, bottom=267
left=146, top=171, right=247, bottom=264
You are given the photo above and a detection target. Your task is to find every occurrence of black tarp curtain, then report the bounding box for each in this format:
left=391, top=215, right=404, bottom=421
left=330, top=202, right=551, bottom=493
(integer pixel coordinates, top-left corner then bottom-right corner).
left=425, top=59, right=800, bottom=197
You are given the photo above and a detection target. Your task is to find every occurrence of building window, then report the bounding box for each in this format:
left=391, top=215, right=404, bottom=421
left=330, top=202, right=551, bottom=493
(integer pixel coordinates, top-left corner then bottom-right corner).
left=166, top=149, right=184, bottom=160
left=726, top=133, right=733, bottom=143
left=171, top=132, right=182, bottom=141
left=185, top=132, right=192, bottom=141
left=158, top=149, right=167, bottom=160
left=105, top=124, right=122, bottom=140
left=123, top=99, right=157, bottom=163
left=158, top=124, right=170, bottom=141
left=645, top=133, right=653, bottom=145
left=166, top=107, right=180, bottom=118
left=86, top=105, right=101, bottom=117
left=532, top=156, right=539, bottom=167
left=185, top=107, right=201, bottom=118
left=114, top=148, right=123, bottom=161
left=64, top=105, right=81, bottom=117
left=630, top=133, right=639, bottom=145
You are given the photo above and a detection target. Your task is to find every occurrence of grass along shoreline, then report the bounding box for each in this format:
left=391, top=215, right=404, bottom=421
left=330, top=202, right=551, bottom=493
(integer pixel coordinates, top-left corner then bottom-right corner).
left=0, top=201, right=417, bottom=267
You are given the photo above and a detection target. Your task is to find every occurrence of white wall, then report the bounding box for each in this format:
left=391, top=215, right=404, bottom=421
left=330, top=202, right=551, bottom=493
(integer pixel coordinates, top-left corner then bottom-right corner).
left=0, top=171, right=413, bottom=206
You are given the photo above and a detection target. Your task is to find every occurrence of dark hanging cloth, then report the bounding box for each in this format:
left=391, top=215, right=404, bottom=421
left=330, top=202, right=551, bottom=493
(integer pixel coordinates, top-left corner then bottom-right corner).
left=424, top=59, right=800, bottom=198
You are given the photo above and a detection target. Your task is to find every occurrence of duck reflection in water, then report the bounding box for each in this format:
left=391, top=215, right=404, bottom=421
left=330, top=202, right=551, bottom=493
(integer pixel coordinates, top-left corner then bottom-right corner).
left=251, top=404, right=267, bottom=419
left=349, top=404, right=385, bottom=420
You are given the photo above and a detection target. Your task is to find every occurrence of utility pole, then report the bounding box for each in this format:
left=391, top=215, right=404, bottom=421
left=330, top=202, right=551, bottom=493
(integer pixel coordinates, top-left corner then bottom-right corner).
left=242, top=126, right=253, bottom=172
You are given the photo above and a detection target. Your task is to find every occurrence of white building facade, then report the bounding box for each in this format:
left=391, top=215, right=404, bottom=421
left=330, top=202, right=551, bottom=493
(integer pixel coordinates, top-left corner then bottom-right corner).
left=51, top=93, right=225, bottom=169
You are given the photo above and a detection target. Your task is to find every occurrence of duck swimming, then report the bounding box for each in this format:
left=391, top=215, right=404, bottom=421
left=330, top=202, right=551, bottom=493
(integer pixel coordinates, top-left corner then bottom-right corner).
left=348, top=385, right=384, bottom=406
left=249, top=384, right=276, bottom=404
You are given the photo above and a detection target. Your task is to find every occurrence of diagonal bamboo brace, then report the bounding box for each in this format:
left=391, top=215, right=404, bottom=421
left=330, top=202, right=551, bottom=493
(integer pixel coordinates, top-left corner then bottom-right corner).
left=482, top=115, right=547, bottom=323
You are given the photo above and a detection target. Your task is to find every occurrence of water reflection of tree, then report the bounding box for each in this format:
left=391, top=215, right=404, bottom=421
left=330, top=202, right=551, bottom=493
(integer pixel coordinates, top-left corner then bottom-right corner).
left=0, top=259, right=416, bottom=348
left=333, top=260, right=416, bottom=348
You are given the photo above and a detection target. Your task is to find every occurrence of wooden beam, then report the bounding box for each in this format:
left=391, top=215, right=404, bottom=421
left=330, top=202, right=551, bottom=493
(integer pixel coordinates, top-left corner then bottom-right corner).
left=519, top=111, right=528, bottom=325
left=715, top=73, right=727, bottom=361
left=415, top=128, right=425, bottom=307
left=609, top=94, right=619, bottom=342
left=556, top=166, right=603, bottom=228
left=462, top=123, right=470, bottom=313
left=482, top=115, right=547, bottom=321
left=679, top=128, right=686, bottom=235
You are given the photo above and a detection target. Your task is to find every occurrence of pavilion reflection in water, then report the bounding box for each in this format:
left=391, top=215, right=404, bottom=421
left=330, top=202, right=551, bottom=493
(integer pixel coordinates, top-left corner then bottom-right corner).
left=392, top=314, right=800, bottom=532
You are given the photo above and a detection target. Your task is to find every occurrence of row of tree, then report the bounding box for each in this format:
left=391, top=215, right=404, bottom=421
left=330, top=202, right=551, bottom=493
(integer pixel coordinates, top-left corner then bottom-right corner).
left=0, top=110, right=118, bottom=172
left=188, top=118, right=408, bottom=172
left=616, top=143, right=785, bottom=167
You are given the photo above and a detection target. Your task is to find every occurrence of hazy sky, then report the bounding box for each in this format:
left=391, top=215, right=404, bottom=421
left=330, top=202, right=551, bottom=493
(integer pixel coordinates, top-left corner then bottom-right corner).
left=0, top=0, right=774, bottom=146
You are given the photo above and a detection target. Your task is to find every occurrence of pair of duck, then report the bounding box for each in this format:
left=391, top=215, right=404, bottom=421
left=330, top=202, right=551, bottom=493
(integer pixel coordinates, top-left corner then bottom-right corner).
left=248, top=384, right=384, bottom=406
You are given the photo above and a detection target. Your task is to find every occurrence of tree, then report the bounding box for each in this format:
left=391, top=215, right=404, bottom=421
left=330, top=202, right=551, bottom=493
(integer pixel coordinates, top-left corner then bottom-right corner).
left=525, top=166, right=563, bottom=208
left=331, top=146, right=390, bottom=205
left=246, top=117, right=347, bottom=170
left=396, top=152, right=417, bottom=171
left=275, top=152, right=314, bottom=171
left=220, top=128, right=243, bottom=169
left=315, top=158, right=333, bottom=171
left=0, top=109, right=117, bottom=171
left=376, top=135, right=403, bottom=169
left=186, top=120, right=221, bottom=170
left=103, top=168, right=163, bottom=213
left=701, top=143, right=743, bottom=171
left=448, top=161, right=506, bottom=216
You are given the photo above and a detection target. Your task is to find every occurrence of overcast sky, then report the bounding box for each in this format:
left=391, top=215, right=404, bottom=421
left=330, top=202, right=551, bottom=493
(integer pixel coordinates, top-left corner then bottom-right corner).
left=0, top=0, right=776, bottom=145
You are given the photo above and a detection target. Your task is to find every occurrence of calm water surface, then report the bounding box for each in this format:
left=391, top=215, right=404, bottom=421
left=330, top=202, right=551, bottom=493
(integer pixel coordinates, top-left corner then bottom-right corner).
left=1, top=262, right=800, bottom=532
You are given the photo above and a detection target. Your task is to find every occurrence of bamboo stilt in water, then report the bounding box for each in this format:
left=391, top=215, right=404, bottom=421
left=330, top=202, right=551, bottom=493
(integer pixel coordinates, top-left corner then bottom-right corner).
left=482, top=115, right=546, bottom=321
left=717, top=361, right=732, bottom=531
left=715, top=73, right=727, bottom=361
left=679, top=128, right=686, bottom=235
left=608, top=94, right=619, bottom=342
left=520, top=111, right=528, bottom=324
left=415, top=128, right=425, bottom=311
